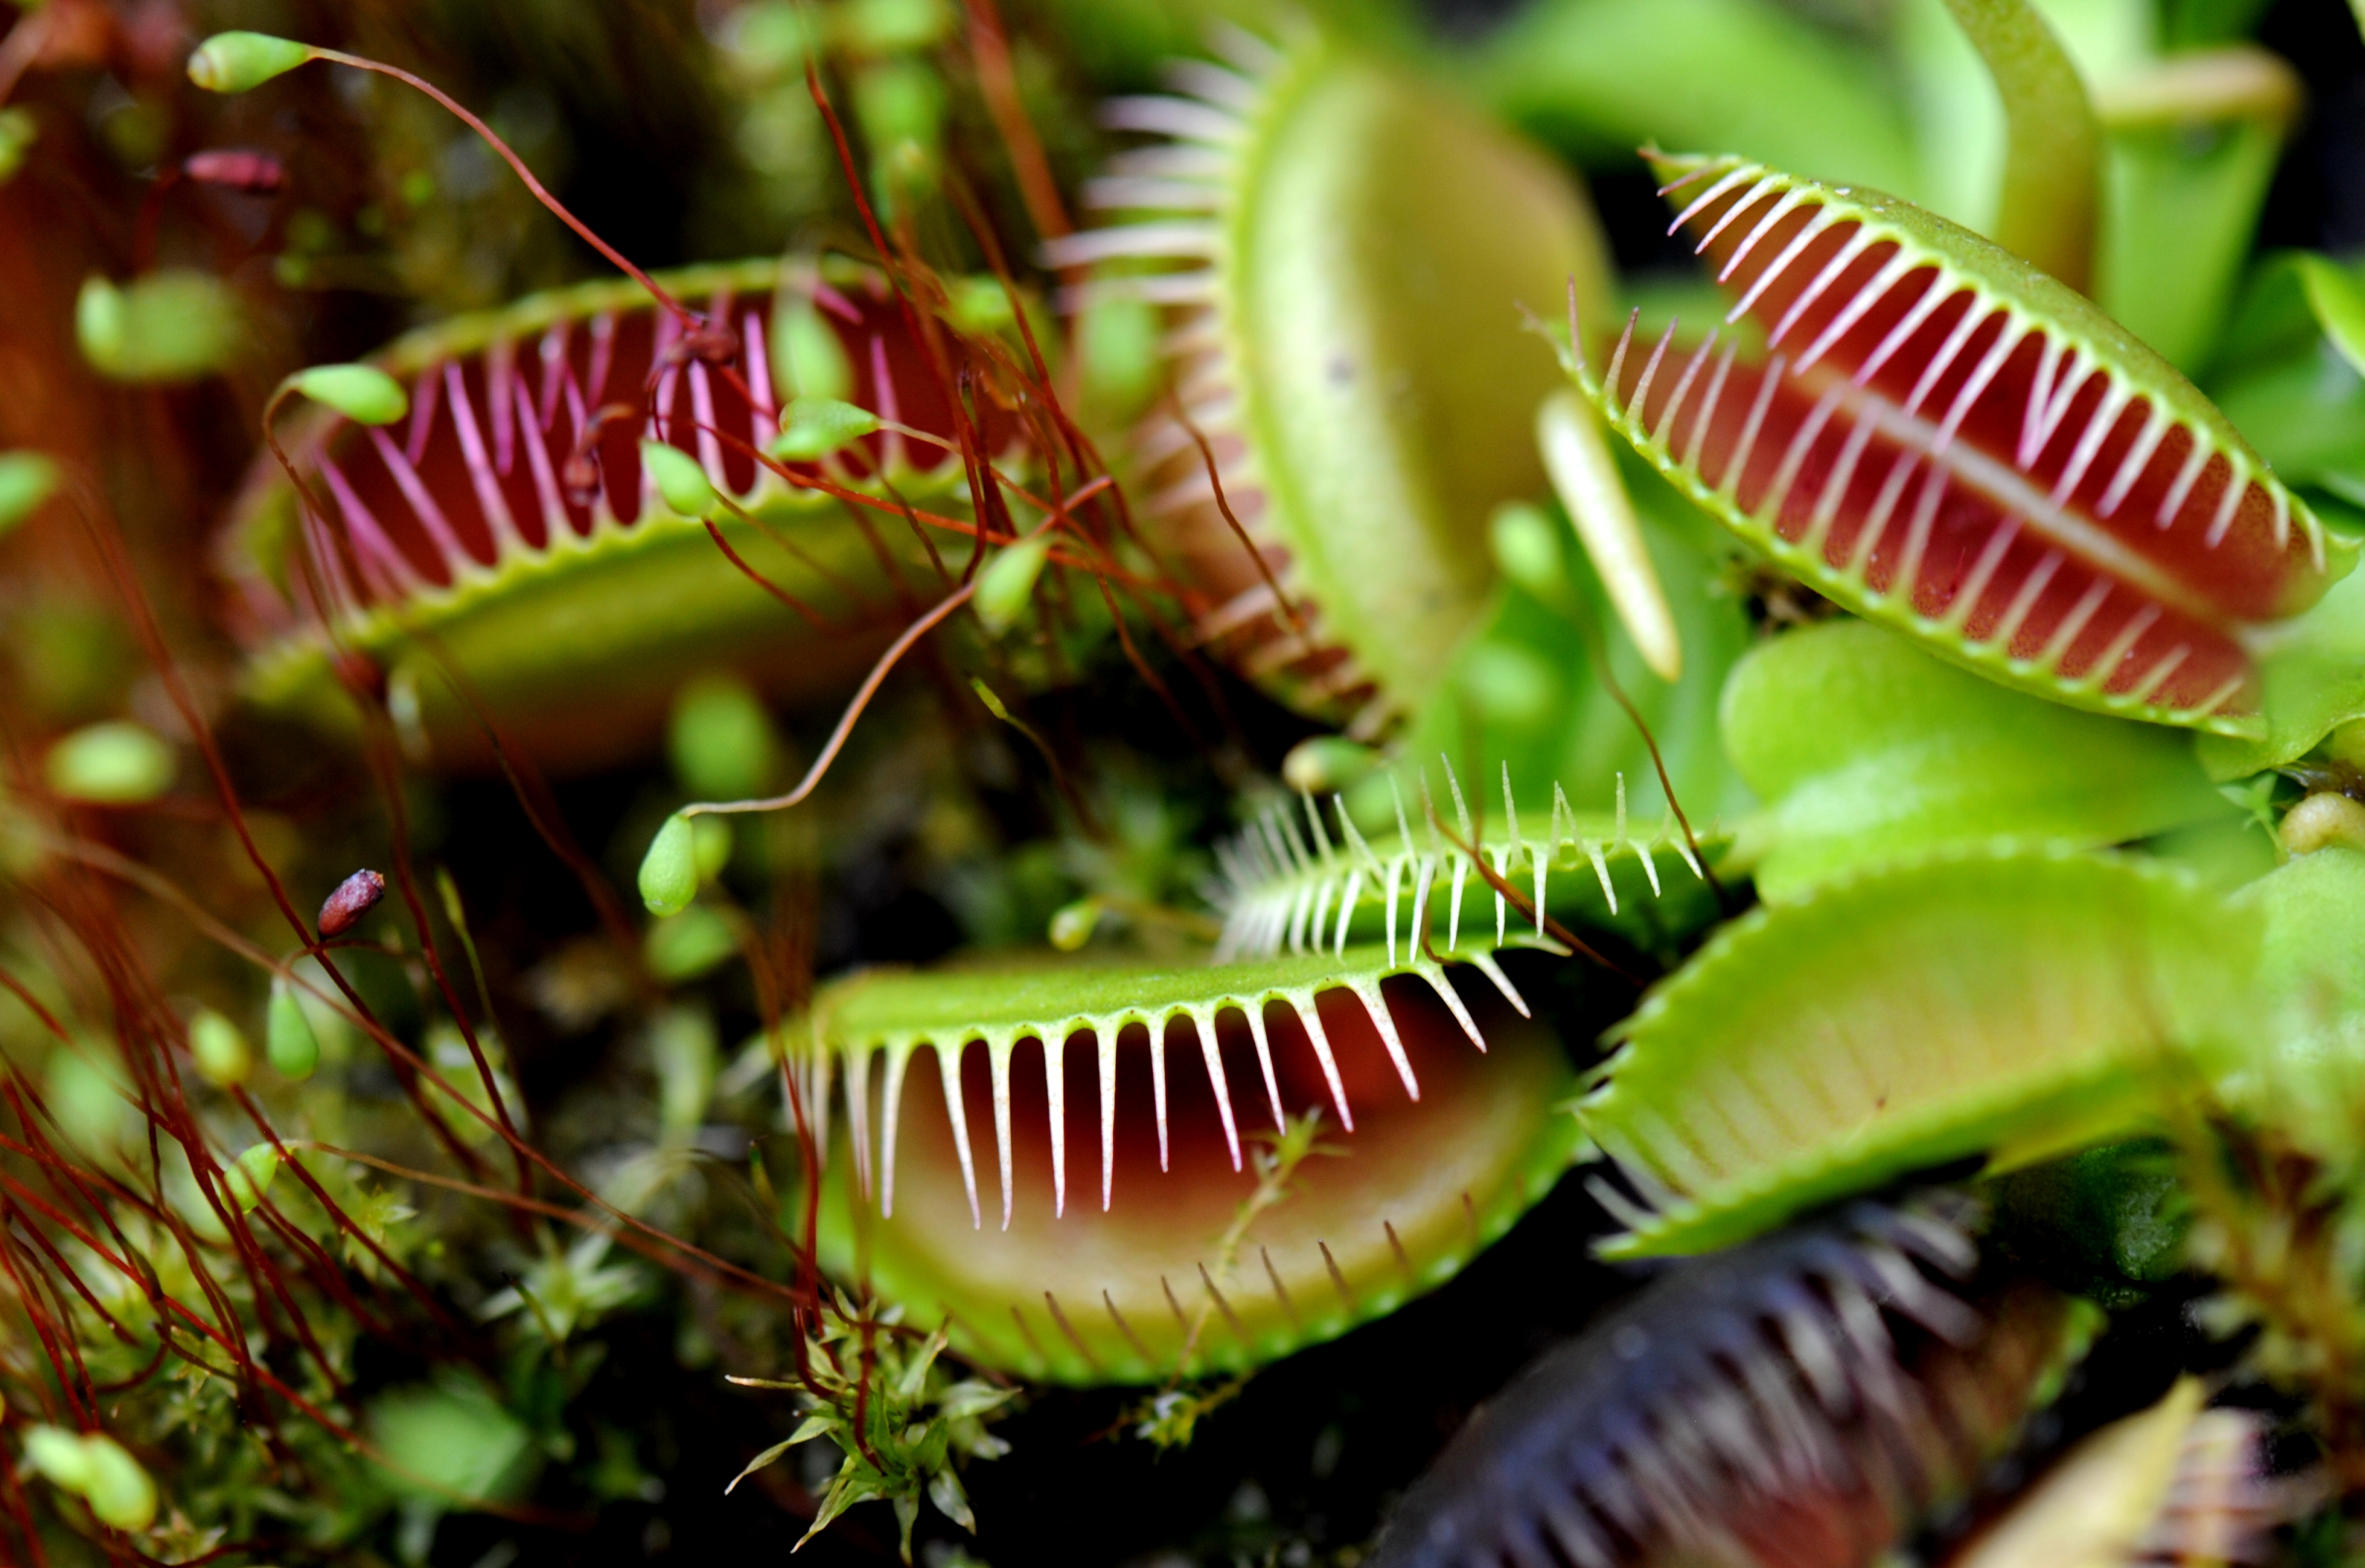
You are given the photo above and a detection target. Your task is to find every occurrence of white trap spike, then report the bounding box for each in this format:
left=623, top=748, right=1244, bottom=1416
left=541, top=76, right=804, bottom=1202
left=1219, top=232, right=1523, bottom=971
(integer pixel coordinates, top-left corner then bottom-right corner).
left=1415, top=964, right=1487, bottom=1052
left=1464, top=951, right=1527, bottom=1021
left=1492, top=843, right=1511, bottom=949
left=1446, top=853, right=1468, bottom=949
left=1189, top=1007, right=1243, bottom=1171
left=1348, top=979, right=1420, bottom=1101
left=1382, top=855, right=1403, bottom=968
left=989, top=1037, right=1018, bottom=1232
left=1151, top=1017, right=1172, bottom=1171
left=933, top=1042, right=982, bottom=1230
left=804, top=1042, right=833, bottom=1189
left=1291, top=992, right=1355, bottom=1132
left=878, top=1043, right=913, bottom=1219
left=1097, top=1026, right=1120, bottom=1213
left=1045, top=1031, right=1069, bottom=1219
left=1241, top=1001, right=1286, bottom=1131
left=1587, top=842, right=1617, bottom=912
left=1335, top=868, right=1363, bottom=958
left=845, top=1039, right=875, bottom=1198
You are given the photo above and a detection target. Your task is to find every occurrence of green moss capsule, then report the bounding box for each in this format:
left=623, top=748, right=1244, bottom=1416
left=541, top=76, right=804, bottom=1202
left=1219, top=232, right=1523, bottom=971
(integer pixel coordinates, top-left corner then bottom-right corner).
left=187, top=1008, right=253, bottom=1088
left=287, top=364, right=409, bottom=427
left=638, top=813, right=700, bottom=918
left=185, top=31, right=314, bottom=94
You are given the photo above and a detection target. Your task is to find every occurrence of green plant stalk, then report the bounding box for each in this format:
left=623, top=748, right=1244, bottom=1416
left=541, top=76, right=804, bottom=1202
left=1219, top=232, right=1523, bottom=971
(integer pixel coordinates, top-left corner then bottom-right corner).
left=1941, top=0, right=2101, bottom=293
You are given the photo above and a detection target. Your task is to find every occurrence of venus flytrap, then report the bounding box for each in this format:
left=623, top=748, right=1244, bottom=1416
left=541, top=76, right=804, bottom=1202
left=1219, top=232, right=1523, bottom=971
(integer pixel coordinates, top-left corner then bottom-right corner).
left=1210, top=762, right=1716, bottom=965
left=1582, top=847, right=2250, bottom=1258
left=1569, top=147, right=2348, bottom=737
left=1060, top=27, right=1617, bottom=734
left=796, top=940, right=1583, bottom=1383
left=1720, top=617, right=2235, bottom=900
left=1368, top=1198, right=2091, bottom=1568
left=1944, top=1378, right=2282, bottom=1568
left=223, top=259, right=997, bottom=770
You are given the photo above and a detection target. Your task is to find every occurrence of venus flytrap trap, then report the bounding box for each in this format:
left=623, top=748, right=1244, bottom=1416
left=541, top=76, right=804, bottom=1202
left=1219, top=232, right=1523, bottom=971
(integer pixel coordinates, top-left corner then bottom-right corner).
left=1720, top=617, right=2237, bottom=899
left=222, top=258, right=1011, bottom=771
left=1580, top=848, right=2252, bottom=1259
left=1566, top=146, right=2348, bottom=737
left=795, top=940, right=1584, bottom=1383
left=1208, top=761, right=1714, bottom=967
left=1367, top=1197, right=2093, bottom=1568
left=1061, top=25, right=1617, bottom=734
left=1944, top=1377, right=2288, bottom=1568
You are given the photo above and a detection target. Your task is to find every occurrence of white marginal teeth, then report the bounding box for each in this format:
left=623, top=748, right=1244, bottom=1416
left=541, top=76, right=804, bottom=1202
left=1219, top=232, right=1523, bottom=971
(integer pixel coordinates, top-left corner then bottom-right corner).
left=1294, top=992, right=1354, bottom=1132
left=1465, top=952, right=1526, bottom=1022
left=1046, top=1031, right=1068, bottom=1219
left=990, top=1037, right=1017, bottom=1231
left=846, top=1038, right=874, bottom=1198
left=1098, top=1026, right=1120, bottom=1212
left=879, top=1042, right=913, bottom=1218
left=845, top=959, right=1522, bottom=1222
left=1152, top=1017, right=1172, bottom=1171
left=1191, top=1005, right=1243, bottom=1171
left=1350, top=979, right=1419, bottom=1102
left=1417, top=965, right=1486, bottom=1052
left=805, top=1040, right=833, bottom=1184
left=934, top=1042, right=980, bottom=1230
left=1243, top=1001, right=1285, bottom=1131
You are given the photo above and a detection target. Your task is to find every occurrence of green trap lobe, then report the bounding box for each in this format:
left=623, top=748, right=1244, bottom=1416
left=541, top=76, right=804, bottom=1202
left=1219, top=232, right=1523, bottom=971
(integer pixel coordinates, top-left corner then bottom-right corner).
left=1573, top=152, right=2348, bottom=737
left=801, top=945, right=1584, bottom=1383
left=1583, top=848, right=2249, bottom=1257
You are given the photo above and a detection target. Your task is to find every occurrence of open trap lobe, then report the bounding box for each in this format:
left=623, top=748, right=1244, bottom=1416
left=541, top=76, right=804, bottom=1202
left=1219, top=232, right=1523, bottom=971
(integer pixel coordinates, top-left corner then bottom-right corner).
left=813, top=959, right=1583, bottom=1382
left=241, top=264, right=1005, bottom=616
left=1588, top=156, right=2340, bottom=732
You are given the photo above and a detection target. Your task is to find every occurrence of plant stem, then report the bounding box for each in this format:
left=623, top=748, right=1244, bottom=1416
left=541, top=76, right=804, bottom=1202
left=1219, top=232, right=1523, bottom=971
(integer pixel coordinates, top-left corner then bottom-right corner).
left=1941, top=0, right=2101, bottom=293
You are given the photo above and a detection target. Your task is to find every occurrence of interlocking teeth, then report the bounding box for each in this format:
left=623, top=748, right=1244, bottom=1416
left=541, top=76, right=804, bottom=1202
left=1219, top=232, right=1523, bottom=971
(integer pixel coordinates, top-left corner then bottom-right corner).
left=1370, top=1195, right=2018, bottom=1568
left=1210, top=756, right=1710, bottom=964
left=840, top=962, right=1491, bottom=1227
